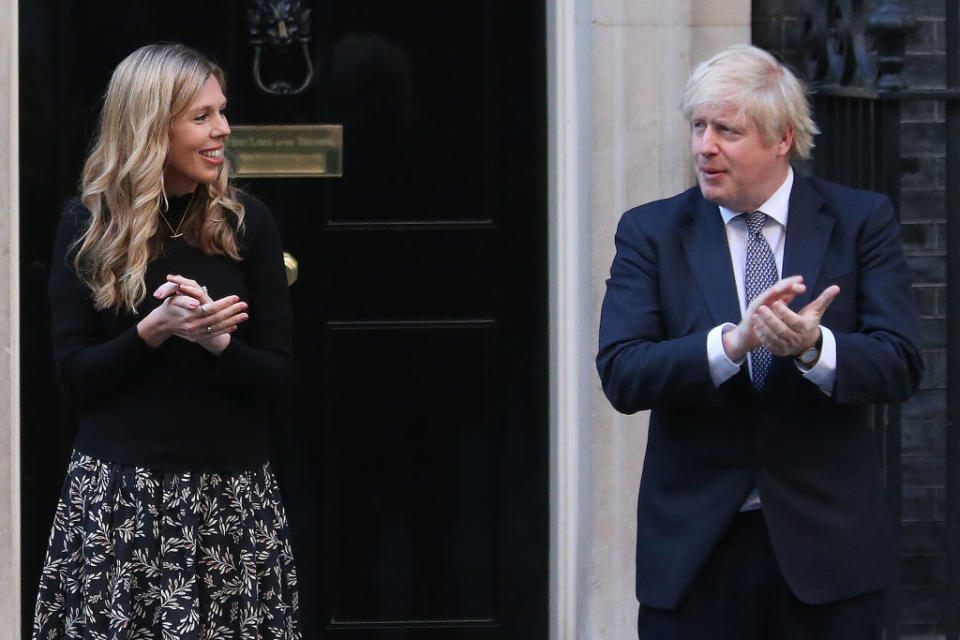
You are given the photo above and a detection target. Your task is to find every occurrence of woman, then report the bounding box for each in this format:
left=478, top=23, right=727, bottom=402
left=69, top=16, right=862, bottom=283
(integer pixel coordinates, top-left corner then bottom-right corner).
left=33, top=44, right=300, bottom=639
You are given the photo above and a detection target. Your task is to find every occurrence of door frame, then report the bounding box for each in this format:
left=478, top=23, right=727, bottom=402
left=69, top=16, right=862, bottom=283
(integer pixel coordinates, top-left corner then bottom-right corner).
left=547, top=0, right=592, bottom=638
left=0, top=0, right=20, bottom=633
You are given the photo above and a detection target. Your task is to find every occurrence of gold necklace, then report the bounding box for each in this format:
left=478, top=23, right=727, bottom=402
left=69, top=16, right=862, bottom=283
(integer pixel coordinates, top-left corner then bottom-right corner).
left=159, top=192, right=197, bottom=239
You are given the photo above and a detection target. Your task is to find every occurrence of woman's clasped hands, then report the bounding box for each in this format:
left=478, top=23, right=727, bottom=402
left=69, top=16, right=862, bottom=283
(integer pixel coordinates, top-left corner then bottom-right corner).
left=136, top=274, right=249, bottom=354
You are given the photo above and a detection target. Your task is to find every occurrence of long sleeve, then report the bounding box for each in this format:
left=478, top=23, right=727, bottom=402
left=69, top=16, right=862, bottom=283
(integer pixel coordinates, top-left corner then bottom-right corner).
left=48, top=200, right=157, bottom=408
left=212, top=197, right=293, bottom=400
left=597, top=207, right=728, bottom=414
left=832, top=194, right=923, bottom=404
left=706, top=322, right=743, bottom=386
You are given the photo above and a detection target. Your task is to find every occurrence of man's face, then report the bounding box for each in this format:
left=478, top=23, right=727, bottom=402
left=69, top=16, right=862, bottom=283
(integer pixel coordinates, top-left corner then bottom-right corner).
left=691, top=103, right=793, bottom=213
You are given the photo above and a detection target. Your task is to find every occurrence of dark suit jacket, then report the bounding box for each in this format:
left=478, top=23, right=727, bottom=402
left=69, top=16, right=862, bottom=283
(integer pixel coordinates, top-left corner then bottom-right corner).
left=597, top=174, right=923, bottom=609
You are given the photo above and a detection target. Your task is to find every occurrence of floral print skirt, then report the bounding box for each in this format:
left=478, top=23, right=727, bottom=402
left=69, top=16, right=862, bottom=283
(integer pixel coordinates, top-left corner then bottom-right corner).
left=32, top=451, right=301, bottom=640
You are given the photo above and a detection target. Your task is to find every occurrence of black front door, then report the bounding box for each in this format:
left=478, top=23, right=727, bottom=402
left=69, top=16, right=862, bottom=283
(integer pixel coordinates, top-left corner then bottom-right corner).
left=19, top=2, right=548, bottom=638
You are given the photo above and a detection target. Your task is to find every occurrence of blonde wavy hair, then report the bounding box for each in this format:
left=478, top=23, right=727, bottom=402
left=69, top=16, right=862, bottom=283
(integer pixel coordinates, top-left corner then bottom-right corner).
left=681, top=44, right=820, bottom=161
left=75, top=43, right=245, bottom=313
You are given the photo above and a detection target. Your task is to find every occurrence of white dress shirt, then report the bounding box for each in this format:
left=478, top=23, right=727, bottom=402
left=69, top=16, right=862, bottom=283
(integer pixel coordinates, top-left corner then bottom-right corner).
left=703, top=168, right=837, bottom=510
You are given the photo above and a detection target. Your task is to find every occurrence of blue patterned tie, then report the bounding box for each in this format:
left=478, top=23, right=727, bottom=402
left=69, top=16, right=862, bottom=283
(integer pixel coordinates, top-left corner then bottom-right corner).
left=744, top=211, right=777, bottom=387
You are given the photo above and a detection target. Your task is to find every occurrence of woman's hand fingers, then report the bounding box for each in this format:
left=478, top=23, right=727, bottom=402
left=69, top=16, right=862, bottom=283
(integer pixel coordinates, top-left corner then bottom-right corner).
left=167, top=294, right=200, bottom=312
left=178, top=322, right=237, bottom=340
left=197, top=300, right=249, bottom=337
left=197, top=295, right=243, bottom=317
left=170, top=324, right=236, bottom=341
left=177, top=282, right=211, bottom=304
left=168, top=296, right=248, bottom=341
left=153, top=281, right=180, bottom=300
left=166, top=274, right=211, bottom=304
left=155, top=279, right=206, bottom=306
left=166, top=274, right=201, bottom=289
left=160, top=294, right=248, bottom=343
left=200, top=296, right=248, bottom=327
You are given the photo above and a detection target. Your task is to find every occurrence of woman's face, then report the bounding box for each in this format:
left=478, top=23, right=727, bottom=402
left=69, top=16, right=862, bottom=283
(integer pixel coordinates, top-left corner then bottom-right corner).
left=164, top=75, right=230, bottom=196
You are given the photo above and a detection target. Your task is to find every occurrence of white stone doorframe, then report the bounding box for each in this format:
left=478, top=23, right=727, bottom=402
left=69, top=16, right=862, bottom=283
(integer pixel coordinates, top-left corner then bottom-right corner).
left=547, top=0, right=593, bottom=637
left=0, top=0, right=20, bottom=634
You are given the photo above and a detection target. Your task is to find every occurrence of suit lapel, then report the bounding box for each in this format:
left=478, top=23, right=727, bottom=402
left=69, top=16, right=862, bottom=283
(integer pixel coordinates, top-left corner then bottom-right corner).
left=765, top=175, right=835, bottom=391
left=679, top=194, right=742, bottom=325
left=677, top=177, right=835, bottom=334
left=781, top=175, right=834, bottom=311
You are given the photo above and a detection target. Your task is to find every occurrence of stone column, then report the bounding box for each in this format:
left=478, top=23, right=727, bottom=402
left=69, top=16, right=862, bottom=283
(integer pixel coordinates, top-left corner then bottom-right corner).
left=550, top=0, right=748, bottom=638
left=0, top=0, right=20, bottom=633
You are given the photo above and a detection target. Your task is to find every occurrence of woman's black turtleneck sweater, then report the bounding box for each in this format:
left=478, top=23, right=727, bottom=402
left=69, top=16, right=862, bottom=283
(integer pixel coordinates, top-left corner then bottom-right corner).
left=48, top=193, right=292, bottom=471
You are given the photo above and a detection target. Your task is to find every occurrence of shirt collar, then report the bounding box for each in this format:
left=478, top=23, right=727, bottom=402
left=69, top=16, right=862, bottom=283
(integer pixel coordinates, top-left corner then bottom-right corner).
left=718, top=166, right=794, bottom=227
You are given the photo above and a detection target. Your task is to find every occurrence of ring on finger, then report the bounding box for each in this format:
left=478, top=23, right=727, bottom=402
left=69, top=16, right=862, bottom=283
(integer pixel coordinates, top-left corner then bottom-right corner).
left=201, top=285, right=208, bottom=295
left=206, top=325, right=212, bottom=335
left=200, top=304, right=207, bottom=316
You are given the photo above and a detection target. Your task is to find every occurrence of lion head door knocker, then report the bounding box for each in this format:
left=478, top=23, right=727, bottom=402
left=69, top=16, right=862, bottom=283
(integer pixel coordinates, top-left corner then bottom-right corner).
left=248, top=0, right=315, bottom=96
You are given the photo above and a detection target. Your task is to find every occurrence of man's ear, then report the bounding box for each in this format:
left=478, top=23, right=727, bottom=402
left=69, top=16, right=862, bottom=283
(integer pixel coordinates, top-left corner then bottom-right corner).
left=777, top=126, right=795, bottom=158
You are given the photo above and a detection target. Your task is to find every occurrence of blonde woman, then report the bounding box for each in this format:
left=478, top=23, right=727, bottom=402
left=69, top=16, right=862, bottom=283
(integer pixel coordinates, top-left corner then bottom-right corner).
left=33, top=44, right=301, bottom=639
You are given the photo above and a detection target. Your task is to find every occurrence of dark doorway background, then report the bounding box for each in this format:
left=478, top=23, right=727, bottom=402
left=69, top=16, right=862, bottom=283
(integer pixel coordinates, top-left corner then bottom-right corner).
left=19, top=2, right=548, bottom=638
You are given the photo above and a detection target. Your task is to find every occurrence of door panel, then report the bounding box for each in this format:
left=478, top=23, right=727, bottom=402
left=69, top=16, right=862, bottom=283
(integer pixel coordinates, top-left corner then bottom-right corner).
left=324, top=321, right=498, bottom=624
left=19, top=2, right=547, bottom=638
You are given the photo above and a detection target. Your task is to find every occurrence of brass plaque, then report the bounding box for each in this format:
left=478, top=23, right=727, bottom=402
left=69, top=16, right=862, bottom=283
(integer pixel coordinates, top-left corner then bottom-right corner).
left=227, top=124, right=343, bottom=178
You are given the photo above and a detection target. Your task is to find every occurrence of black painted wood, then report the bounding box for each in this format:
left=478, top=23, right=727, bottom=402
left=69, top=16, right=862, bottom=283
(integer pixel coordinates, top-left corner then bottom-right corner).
left=18, top=2, right=548, bottom=638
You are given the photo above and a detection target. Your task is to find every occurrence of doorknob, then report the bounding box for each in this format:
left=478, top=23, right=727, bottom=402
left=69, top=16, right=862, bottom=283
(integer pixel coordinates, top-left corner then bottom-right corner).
left=283, top=251, right=299, bottom=286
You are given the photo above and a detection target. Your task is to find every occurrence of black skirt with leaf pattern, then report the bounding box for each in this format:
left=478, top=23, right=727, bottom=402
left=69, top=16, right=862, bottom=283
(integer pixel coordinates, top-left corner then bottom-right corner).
left=32, top=451, right=301, bottom=640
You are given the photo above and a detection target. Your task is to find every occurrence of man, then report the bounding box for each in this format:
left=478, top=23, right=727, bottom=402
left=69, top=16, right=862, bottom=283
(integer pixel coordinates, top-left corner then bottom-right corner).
left=597, top=44, right=923, bottom=639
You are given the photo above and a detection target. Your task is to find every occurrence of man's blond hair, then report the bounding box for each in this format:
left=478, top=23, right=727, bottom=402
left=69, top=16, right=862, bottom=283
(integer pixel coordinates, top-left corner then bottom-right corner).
left=682, top=44, right=819, bottom=160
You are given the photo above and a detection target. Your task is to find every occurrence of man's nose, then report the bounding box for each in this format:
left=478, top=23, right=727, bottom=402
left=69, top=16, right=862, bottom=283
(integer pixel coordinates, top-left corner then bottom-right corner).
left=697, top=127, right=719, bottom=155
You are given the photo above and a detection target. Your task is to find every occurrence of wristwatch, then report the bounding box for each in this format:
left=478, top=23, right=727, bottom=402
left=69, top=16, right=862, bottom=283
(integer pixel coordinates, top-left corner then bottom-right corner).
left=796, top=330, right=824, bottom=367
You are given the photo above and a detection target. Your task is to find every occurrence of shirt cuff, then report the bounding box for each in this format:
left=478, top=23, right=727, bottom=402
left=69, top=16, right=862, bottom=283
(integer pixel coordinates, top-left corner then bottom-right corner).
left=707, top=323, right=744, bottom=387
left=797, top=326, right=837, bottom=396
